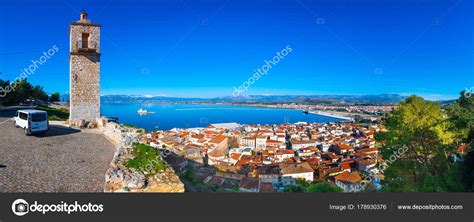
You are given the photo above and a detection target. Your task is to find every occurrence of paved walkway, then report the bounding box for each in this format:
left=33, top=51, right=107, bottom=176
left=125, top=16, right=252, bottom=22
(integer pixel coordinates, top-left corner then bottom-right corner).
left=0, top=109, right=116, bottom=192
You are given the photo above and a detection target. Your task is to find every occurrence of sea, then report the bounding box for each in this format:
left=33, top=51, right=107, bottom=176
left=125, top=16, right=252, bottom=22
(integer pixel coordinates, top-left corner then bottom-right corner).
left=100, top=103, right=345, bottom=131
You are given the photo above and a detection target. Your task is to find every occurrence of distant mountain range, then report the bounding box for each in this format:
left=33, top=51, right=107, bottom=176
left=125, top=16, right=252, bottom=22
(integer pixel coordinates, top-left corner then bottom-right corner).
left=99, top=94, right=409, bottom=105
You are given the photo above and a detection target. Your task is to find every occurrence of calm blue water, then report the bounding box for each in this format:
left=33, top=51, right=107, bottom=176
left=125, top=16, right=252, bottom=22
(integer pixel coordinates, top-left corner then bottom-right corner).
left=100, top=103, right=344, bottom=130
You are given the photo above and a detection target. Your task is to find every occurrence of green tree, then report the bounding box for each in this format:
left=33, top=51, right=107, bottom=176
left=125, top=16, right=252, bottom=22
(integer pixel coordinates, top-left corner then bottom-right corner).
left=0, top=79, right=30, bottom=105
left=0, top=78, right=50, bottom=106
left=0, top=79, right=11, bottom=106
left=31, top=85, right=48, bottom=101
left=49, top=92, right=60, bottom=102
left=378, top=95, right=469, bottom=192
left=284, top=184, right=305, bottom=192
left=445, top=91, right=474, bottom=191
left=15, top=79, right=33, bottom=102
left=295, top=178, right=311, bottom=188
left=306, top=182, right=343, bottom=192
left=446, top=91, right=474, bottom=143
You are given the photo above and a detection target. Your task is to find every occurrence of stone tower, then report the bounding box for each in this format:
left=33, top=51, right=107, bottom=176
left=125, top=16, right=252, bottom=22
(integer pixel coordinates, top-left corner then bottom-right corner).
left=69, top=11, right=101, bottom=127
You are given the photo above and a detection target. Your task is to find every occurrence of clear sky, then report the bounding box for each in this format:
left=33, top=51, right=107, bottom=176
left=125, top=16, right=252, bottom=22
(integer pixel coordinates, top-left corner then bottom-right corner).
left=0, top=0, right=472, bottom=100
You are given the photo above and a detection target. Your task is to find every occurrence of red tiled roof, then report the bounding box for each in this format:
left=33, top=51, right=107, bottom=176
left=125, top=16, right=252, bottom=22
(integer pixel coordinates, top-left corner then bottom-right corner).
left=280, top=162, right=314, bottom=174
left=266, top=140, right=283, bottom=143
left=230, top=153, right=241, bottom=161
left=355, top=158, right=377, bottom=166
left=356, top=147, right=379, bottom=153
left=208, top=148, right=225, bottom=158
left=340, top=162, right=351, bottom=170
left=236, top=159, right=250, bottom=166
left=210, top=135, right=228, bottom=144
left=457, top=144, right=470, bottom=154
left=191, top=134, right=204, bottom=139
left=276, top=149, right=294, bottom=155
left=338, top=144, right=353, bottom=150
left=327, top=152, right=342, bottom=159
left=291, top=139, right=316, bottom=144
left=335, top=171, right=362, bottom=183
left=239, top=177, right=259, bottom=190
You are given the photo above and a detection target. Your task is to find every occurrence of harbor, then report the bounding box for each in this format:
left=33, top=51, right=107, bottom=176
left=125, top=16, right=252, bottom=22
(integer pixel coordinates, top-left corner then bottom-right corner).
left=303, top=110, right=354, bottom=121
left=101, top=104, right=345, bottom=131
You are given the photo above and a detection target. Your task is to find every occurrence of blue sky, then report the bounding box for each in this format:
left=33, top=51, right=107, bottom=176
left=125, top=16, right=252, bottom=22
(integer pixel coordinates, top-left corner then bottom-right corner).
left=0, top=0, right=472, bottom=100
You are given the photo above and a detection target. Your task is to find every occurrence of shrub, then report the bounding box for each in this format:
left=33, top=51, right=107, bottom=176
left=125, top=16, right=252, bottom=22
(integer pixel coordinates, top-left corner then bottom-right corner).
left=306, top=182, right=343, bottom=192
left=125, top=143, right=166, bottom=176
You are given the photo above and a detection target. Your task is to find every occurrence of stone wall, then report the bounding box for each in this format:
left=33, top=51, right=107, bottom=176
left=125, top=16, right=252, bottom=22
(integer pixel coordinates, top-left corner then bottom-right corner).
left=97, top=118, right=138, bottom=145
left=69, top=24, right=101, bottom=53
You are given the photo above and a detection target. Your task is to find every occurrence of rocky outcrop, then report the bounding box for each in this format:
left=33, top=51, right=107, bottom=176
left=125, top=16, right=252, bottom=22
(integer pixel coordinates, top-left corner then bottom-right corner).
left=104, top=146, right=185, bottom=192
left=101, top=120, right=184, bottom=193
left=104, top=168, right=145, bottom=191
left=144, top=167, right=186, bottom=192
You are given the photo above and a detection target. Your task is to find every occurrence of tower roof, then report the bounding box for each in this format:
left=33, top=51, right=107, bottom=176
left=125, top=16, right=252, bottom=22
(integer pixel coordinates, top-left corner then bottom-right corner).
left=70, top=11, right=101, bottom=27
left=76, top=11, right=91, bottom=24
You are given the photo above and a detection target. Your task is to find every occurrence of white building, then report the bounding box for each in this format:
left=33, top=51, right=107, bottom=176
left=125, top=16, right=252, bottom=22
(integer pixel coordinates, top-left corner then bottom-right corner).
left=256, top=136, right=267, bottom=150
left=291, top=139, right=317, bottom=151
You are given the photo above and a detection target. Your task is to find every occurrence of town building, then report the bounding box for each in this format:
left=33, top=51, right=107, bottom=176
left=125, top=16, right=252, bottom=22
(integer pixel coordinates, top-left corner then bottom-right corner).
left=280, top=162, right=314, bottom=182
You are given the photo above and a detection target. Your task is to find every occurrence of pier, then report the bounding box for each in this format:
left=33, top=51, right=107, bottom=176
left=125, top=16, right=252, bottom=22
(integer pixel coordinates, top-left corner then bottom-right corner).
left=306, top=110, right=354, bottom=121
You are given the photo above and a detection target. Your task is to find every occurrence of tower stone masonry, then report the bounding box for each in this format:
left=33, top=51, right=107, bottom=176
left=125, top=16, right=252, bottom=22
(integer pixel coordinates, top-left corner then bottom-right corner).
left=69, top=11, right=101, bottom=127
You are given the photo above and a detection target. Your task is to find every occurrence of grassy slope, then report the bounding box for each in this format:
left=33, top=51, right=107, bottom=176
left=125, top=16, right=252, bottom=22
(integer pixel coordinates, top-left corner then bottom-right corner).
left=34, top=105, right=69, bottom=121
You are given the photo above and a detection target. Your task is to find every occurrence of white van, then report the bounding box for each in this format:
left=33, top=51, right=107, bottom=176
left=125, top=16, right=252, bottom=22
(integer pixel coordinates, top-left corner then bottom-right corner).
left=13, top=109, right=49, bottom=135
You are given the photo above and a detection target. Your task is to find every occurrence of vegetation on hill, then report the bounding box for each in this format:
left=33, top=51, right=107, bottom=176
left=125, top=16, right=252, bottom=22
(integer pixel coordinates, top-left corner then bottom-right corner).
left=125, top=143, right=166, bottom=177
left=35, top=105, right=69, bottom=121
left=377, top=92, right=473, bottom=192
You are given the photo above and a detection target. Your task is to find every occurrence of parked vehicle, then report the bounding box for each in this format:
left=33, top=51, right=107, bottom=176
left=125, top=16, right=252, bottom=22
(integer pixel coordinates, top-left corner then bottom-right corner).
left=13, top=109, right=49, bottom=135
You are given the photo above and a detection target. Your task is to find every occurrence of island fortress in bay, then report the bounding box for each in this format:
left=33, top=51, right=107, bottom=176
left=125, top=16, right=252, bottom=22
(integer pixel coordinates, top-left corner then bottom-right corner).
left=69, top=11, right=101, bottom=127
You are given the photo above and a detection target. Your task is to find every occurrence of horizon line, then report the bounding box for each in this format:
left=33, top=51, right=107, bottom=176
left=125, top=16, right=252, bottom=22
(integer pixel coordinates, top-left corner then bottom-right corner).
left=88, top=93, right=459, bottom=101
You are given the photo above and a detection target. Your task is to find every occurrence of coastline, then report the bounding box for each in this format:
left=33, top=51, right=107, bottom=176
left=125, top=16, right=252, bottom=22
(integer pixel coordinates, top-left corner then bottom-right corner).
left=101, top=102, right=357, bottom=131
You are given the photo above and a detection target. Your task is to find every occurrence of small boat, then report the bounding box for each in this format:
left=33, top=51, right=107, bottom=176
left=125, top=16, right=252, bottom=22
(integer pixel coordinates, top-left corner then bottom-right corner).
left=302, top=110, right=309, bottom=114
